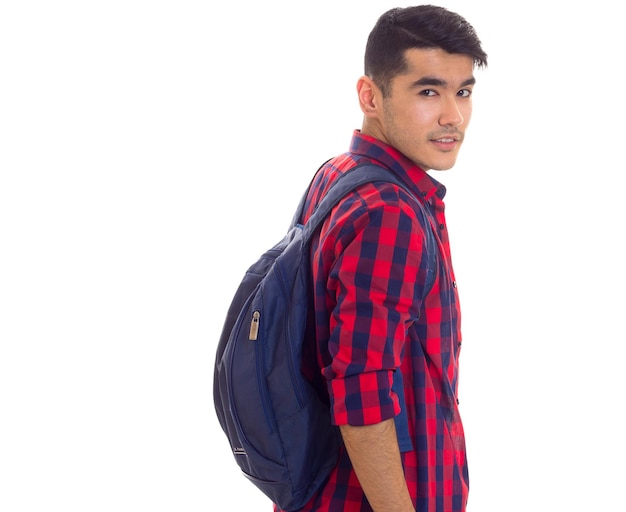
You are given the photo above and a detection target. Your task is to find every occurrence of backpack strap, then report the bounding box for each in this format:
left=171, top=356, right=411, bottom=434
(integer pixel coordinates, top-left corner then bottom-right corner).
left=289, top=159, right=331, bottom=229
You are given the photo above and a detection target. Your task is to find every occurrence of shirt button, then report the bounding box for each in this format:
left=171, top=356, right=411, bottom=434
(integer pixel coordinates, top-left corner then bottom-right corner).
left=439, top=223, right=445, bottom=230
left=452, top=281, right=457, bottom=288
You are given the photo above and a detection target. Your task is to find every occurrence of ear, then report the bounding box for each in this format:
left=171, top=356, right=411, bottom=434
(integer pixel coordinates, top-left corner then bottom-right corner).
left=357, top=76, right=380, bottom=118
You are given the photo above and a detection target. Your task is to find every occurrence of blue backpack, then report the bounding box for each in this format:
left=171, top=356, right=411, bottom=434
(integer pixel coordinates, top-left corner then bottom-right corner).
left=213, top=163, right=436, bottom=510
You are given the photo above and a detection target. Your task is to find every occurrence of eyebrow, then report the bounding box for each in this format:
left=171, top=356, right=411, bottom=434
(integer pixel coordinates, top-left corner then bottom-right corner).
left=409, top=76, right=476, bottom=89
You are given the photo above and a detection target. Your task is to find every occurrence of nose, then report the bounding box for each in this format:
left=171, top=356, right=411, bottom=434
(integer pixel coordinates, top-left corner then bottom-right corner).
left=439, top=97, right=464, bottom=127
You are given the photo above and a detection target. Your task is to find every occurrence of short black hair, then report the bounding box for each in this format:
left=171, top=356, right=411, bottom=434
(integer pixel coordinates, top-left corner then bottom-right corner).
left=364, top=5, right=488, bottom=96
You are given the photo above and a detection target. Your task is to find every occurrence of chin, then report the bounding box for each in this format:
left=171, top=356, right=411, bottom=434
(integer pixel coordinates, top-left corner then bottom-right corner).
left=420, top=152, right=460, bottom=172
left=428, top=161, right=457, bottom=172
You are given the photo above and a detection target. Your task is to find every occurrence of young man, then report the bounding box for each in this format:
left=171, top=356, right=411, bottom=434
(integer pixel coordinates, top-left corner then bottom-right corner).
left=277, top=5, right=487, bottom=512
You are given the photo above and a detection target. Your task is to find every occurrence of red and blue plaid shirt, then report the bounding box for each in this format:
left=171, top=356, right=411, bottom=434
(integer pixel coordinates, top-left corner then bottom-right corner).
left=275, top=130, right=468, bottom=512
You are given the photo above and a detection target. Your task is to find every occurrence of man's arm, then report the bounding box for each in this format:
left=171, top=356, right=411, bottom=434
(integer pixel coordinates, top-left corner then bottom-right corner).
left=339, top=418, right=415, bottom=512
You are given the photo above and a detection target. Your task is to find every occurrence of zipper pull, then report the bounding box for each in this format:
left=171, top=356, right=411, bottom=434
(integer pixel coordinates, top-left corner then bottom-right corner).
left=249, top=311, right=260, bottom=341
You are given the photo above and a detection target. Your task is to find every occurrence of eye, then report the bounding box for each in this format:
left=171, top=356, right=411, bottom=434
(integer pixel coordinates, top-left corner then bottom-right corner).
left=419, top=89, right=438, bottom=97
left=457, top=89, right=472, bottom=98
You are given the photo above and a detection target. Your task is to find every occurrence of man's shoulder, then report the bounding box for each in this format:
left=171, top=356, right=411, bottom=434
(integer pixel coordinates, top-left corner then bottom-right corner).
left=312, top=163, right=425, bottom=239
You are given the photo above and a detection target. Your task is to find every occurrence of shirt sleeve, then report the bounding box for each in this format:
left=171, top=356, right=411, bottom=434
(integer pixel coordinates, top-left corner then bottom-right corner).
left=321, top=185, right=428, bottom=427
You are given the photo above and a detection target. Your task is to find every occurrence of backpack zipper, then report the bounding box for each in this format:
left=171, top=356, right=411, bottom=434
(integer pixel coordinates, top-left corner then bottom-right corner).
left=249, top=311, right=260, bottom=341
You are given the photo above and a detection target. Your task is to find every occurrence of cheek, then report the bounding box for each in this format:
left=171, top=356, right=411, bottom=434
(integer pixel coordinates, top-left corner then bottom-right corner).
left=402, top=108, right=433, bottom=137
left=407, top=102, right=439, bottom=126
left=386, top=99, right=435, bottom=138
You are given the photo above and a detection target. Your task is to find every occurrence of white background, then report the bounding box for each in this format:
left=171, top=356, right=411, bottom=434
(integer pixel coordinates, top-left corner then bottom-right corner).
left=1, top=1, right=624, bottom=510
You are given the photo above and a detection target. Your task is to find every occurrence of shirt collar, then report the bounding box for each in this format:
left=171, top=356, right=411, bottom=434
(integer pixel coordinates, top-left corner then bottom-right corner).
left=349, top=130, right=446, bottom=202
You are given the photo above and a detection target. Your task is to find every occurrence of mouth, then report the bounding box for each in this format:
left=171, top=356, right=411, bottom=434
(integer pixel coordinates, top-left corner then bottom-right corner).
left=431, top=137, right=460, bottom=151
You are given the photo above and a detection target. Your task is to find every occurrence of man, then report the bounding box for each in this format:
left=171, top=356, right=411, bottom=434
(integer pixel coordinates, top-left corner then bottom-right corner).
left=276, top=5, right=487, bottom=512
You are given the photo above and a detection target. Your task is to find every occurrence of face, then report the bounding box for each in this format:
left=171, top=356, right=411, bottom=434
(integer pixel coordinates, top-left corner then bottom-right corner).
left=365, top=48, right=475, bottom=171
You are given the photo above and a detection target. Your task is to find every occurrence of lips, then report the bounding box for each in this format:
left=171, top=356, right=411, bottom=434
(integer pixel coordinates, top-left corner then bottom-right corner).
left=431, top=137, right=460, bottom=151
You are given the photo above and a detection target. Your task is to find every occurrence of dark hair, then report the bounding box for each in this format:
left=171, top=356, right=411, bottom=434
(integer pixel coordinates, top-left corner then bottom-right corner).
left=364, top=5, right=488, bottom=96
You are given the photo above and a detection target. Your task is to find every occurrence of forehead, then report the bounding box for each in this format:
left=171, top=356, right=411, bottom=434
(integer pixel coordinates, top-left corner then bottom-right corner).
left=398, top=47, right=474, bottom=86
